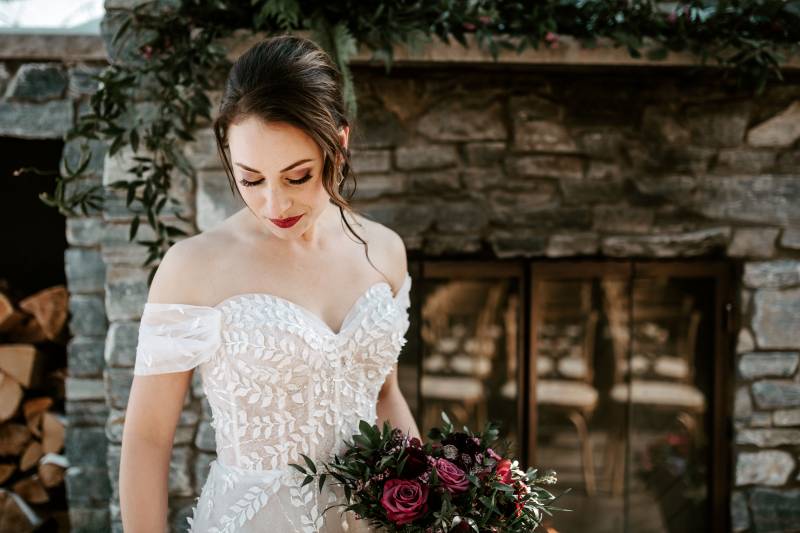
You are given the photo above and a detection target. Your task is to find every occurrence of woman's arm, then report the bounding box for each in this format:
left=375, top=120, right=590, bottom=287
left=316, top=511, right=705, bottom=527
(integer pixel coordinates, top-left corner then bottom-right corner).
left=119, top=371, right=192, bottom=532
left=119, top=239, right=199, bottom=531
left=376, top=363, right=421, bottom=441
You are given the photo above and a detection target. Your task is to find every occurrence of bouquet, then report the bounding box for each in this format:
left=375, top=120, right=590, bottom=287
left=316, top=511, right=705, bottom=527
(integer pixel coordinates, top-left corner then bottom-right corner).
left=289, top=412, right=570, bottom=532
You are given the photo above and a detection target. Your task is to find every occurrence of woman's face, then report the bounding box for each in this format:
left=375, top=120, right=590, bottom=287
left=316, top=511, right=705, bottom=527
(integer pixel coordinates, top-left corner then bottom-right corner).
left=227, top=116, right=347, bottom=241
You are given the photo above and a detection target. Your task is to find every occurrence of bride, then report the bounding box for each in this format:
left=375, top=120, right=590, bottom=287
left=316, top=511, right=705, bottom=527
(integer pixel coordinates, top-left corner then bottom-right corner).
left=119, top=34, right=421, bottom=532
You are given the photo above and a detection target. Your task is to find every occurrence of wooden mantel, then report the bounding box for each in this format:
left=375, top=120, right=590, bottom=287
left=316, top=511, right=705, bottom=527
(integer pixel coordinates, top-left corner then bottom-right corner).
left=1, top=29, right=797, bottom=70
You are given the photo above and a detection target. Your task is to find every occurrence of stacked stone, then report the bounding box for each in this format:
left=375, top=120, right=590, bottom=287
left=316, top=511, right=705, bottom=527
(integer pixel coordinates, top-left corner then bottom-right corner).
left=733, top=261, right=800, bottom=532
left=0, top=63, right=74, bottom=139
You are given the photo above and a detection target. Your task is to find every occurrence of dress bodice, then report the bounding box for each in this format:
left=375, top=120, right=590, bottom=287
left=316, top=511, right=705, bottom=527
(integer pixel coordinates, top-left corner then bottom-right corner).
left=133, top=273, right=412, bottom=532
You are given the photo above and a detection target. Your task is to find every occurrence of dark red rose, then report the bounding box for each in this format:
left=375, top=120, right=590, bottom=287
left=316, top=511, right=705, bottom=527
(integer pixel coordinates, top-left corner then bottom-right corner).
left=434, top=458, right=470, bottom=495
left=400, top=446, right=430, bottom=479
left=496, top=459, right=513, bottom=485
left=380, top=478, right=429, bottom=525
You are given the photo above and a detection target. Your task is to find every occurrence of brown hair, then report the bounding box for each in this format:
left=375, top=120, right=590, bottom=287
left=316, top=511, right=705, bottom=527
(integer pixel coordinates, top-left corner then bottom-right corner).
left=212, top=34, right=384, bottom=278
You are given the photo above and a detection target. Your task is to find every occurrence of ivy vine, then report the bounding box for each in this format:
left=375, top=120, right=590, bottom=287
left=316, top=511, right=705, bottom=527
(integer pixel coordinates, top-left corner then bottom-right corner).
left=40, top=0, right=800, bottom=285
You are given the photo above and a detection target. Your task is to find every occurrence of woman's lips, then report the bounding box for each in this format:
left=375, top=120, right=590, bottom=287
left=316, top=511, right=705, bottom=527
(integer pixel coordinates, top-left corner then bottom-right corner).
left=269, top=214, right=303, bottom=228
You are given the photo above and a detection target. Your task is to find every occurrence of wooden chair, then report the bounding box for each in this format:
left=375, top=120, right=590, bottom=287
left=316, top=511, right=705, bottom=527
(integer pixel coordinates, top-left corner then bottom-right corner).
left=600, top=278, right=705, bottom=496
left=420, top=280, right=507, bottom=431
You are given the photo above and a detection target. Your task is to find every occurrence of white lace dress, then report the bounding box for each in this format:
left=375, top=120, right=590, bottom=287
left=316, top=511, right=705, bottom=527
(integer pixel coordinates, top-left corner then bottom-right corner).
left=133, top=273, right=412, bottom=532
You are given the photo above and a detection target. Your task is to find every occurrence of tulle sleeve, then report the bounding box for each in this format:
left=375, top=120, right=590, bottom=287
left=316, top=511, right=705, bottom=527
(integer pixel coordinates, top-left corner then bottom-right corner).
left=133, top=303, right=223, bottom=376
left=394, top=272, right=412, bottom=311
left=393, top=273, right=412, bottom=340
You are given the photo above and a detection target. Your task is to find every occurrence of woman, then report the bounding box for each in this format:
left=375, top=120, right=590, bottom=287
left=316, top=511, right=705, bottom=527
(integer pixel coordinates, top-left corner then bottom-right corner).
left=119, top=34, right=420, bottom=532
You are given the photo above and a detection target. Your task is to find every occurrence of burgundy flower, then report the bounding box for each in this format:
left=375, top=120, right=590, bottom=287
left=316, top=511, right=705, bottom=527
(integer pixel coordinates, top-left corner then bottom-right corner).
left=434, top=458, right=470, bottom=495
left=380, top=478, right=429, bottom=525
left=400, top=446, right=430, bottom=479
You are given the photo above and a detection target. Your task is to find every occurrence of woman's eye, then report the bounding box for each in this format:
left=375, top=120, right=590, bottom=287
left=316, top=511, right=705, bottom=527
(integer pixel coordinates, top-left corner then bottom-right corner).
left=238, top=178, right=263, bottom=187
left=288, top=173, right=312, bottom=185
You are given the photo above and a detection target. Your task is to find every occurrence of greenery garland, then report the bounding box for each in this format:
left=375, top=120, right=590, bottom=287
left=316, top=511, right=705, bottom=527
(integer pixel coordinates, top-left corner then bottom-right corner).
left=40, top=0, right=800, bottom=284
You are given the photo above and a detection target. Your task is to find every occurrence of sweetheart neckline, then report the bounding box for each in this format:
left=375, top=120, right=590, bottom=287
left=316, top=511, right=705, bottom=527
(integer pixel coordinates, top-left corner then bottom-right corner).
left=144, top=272, right=411, bottom=338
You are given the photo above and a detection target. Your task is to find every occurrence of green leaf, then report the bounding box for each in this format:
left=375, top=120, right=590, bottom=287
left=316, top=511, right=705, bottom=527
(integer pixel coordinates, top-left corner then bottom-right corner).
left=353, top=434, right=372, bottom=449
left=318, top=473, right=326, bottom=493
left=492, top=482, right=515, bottom=493
left=287, top=463, right=307, bottom=475
left=111, top=16, right=132, bottom=48
left=441, top=411, right=452, bottom=426
left=129, top=215, right=140, bottom=241
left=126, top=185, right=137, bottom=207
left=165, top=224, right=188, bottom=237
left=109, top=135, right=125, bottom=157
left=130, top=128, right=139, bottom=152
left=299, top=453, right=317, bottom=474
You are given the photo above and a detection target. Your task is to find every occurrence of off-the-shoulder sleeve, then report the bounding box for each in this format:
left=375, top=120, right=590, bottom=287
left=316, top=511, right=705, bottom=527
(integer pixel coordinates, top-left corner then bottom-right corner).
left=394, top=272, right=412, bottom=311
left=134, top=303, right=223, bottom=376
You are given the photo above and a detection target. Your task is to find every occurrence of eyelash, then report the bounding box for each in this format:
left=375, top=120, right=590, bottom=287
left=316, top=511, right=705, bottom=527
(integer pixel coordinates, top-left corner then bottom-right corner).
left=238, top=173, right=312, bottom=187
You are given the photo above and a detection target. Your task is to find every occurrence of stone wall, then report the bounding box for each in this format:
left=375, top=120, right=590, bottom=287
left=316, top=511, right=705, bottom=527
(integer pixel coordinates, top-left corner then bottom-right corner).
left=0, top=43, right=112, bottom=532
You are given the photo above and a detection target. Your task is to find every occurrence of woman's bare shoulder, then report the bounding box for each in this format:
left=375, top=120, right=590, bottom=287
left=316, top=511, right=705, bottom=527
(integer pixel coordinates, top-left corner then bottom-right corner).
left=145, top=231, right=228, bottom=306
left=348, top=211, right=408, bottom=293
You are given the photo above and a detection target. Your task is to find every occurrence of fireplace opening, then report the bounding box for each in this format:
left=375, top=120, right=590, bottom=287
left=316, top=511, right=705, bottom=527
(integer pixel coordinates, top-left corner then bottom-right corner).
left=404, top=259, right=734, bottom=533
left=0, top=136, right=71, bottom=531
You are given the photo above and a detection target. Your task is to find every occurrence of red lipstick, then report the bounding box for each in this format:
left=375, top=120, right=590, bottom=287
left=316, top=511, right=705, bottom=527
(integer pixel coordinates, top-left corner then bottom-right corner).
left=269, top=214, right=303, bottom=228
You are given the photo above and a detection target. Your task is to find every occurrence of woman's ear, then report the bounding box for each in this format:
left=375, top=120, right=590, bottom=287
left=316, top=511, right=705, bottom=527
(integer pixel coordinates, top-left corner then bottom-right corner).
left=338, top=125, right=350, bottom=150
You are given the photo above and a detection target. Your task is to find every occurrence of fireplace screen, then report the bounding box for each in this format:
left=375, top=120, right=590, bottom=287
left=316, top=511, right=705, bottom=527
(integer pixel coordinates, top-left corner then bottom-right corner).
left=411, top=261, right=731, bottom=533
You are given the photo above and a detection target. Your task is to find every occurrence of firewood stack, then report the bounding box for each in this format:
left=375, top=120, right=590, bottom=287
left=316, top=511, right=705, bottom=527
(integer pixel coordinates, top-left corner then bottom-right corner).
left=0, top=284, right=70, bottom=532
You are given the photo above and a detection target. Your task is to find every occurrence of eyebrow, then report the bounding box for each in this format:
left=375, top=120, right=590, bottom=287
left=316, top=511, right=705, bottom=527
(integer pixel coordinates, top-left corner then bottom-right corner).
left=234, top=159, right=313, bottom=174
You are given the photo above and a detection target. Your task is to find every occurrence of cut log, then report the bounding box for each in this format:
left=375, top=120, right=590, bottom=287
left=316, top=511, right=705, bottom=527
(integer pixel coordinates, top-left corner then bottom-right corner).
left=0, top=293, right=26, bottom=335
left=18, top=286, right=68, bottom=342
left=23, top=397, right=52, bottom=438
left=12, top=474, right=49, bottom=504
left=19, top=441, right=42, bottom=472
left=0, top=372, right=23, bottom=422
left=40, top=413, right=64, bottom=454
left=0, top=488, right=42, bottom=532
left=37, top=464, right=64, bottom=489
left=0, top=423, right=31, bottom=456
left=6, top=315, right=48, bottom=344
left=22, top=397, right=52, bottom=421
left=0, top=463, right=15, bottom=484
left=37, top=454, right=67, bottom=488
left=0, top=345, right=42, bottom=389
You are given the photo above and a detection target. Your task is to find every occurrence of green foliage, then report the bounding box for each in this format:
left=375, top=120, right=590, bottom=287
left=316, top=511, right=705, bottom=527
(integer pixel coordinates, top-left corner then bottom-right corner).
left=288, top=412, right=571, bottom=532
left=43, top=0, right=800, bottom=282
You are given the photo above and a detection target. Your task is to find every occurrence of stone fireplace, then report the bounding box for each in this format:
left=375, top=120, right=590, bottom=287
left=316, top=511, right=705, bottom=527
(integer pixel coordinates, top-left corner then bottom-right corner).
left=2, top=14, right=800, bottom=533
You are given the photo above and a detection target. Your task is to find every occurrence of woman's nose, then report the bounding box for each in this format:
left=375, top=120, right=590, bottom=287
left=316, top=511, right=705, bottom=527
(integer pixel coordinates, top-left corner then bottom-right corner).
left=264, top=186, right=291, bottom=216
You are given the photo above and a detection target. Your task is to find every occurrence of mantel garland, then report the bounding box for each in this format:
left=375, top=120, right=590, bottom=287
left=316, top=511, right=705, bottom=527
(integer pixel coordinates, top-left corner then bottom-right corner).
left=39, top=0, right=800, bottom=285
